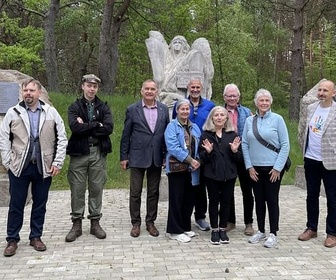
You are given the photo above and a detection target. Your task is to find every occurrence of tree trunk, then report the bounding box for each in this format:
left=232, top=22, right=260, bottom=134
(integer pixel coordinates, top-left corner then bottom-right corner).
left=98, top=0, right=131, bottom=94
left=290, top=0, right=306, bottom=121
left=44, top=0, right=60, bottom=92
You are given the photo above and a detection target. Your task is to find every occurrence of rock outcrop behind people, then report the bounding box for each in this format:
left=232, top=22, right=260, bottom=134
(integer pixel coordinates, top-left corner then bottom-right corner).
left=296, top=79, right=325, bottom=193
left=0, top=69, right=51, bottom=104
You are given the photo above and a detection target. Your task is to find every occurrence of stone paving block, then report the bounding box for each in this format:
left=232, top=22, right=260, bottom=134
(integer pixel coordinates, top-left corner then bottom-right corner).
left=0, top=186, right=335, bottom=279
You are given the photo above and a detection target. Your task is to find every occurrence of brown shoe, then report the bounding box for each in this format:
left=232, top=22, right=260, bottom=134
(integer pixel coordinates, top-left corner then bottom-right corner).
left=146, top=223, right=159, bottom=237
left=130, top=225, right=140, bottom=238
left=298, top=228, right=317, bottom=241
left=30, top=238, right=47, bottom=251
left=324, top=235, right=336, bottom=248
left=244, top=223, right=254, bottom=236
left=3, top=240, right=17, bottom=257
left=226, top=222, right=236, bottom=232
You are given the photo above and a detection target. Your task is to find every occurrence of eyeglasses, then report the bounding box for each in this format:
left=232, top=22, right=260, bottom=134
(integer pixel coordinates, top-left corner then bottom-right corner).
left=225, top=95, right=238, bottom=99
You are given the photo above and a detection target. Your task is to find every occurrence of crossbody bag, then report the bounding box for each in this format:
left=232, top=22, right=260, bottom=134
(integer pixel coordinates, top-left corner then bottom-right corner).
left=252, top=116, right=291, bottom=171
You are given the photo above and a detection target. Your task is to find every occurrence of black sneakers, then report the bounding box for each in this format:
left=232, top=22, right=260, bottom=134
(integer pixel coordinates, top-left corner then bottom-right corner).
left=210, top=230, right=220, bottom=245
left=219, top=229, right=230, bottom=244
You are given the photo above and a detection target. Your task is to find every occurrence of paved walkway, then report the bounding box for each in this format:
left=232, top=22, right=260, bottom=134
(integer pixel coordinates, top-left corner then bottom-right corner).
left=0, top=185, right=335, bottom=280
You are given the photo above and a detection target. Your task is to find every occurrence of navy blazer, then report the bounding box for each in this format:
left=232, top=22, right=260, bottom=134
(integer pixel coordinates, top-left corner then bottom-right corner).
left=120, top=100, right=170, bottom=168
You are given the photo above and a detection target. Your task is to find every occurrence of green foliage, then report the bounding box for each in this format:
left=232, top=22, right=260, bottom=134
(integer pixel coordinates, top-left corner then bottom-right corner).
left=0, top=12, right=44, bottom=75
left=308, top=21, right=336, bottom=86
left=0, top=44, right=44, bottom=75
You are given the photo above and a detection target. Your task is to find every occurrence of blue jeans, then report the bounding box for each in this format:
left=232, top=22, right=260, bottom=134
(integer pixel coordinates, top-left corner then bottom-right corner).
left=304, top=157, right=336, bottom=235
left=7, top=163, right=52, bottom=242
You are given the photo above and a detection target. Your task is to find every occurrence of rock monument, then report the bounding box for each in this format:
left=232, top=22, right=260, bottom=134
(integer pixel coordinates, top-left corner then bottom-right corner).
left=146, top=32, right=214, bottom=201
left=146, top=31, right=214, bottom=109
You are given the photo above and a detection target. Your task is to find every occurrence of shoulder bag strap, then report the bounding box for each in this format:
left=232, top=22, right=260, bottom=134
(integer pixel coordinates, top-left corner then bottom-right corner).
left=252, top=115, right=280, bottom=153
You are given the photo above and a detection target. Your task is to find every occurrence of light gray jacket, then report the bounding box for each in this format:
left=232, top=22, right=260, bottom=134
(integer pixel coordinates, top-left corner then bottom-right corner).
left=0, top=100, right=67, bottom=178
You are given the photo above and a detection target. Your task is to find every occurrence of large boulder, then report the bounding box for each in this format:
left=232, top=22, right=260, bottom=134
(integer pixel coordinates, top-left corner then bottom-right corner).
left=296, top=79, right=326, bottom=196
left=0, top=69, right=51, bottom=104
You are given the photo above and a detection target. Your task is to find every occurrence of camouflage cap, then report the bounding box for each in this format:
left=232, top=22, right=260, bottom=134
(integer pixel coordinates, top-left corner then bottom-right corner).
left=82, top=74, right=101, bottom=84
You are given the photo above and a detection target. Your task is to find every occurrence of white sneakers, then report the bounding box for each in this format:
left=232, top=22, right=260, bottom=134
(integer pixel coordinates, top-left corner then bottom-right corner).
left=169, top=231, right=197, bottom=243
left=184, top=231, right=196, bottom=238
left=169, top=233, right=191, bottom=243
left=249, top=230, right=267, bottom=244
left=248, top=230, right=278, bottom=248
left=264, top=233, right=278, bottom=248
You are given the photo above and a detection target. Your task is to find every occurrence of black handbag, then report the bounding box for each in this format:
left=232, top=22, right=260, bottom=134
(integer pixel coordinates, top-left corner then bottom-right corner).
left=252, top=116, right=291, bottom=171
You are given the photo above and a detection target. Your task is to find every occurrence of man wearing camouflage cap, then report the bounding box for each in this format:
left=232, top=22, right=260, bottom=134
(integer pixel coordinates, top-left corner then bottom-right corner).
left=65, top=74, right=114, bottom=242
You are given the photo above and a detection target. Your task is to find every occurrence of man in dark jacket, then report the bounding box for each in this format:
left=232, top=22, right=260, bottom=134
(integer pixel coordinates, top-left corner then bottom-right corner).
left=120, top=79, right=169, bottom=238
left=65, top=74, right=113, bottom=242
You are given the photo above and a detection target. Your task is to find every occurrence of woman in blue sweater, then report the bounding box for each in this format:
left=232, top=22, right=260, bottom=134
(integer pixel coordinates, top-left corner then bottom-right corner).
left=242, top=89, right=290, bottom=248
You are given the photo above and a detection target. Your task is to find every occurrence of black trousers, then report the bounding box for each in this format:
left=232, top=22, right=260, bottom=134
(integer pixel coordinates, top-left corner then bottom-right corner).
left=166, top=172, right=195, bottom=234
left=194, top=166, right=208, bottom=221
left=251, top=166, right=283, bottom=234
left=205, top=177, right=236, bottom=229
left=228, top=163, right=254, bottom=225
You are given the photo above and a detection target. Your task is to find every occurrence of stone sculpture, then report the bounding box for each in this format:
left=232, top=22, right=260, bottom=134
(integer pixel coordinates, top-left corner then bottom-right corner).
left=146, top=31, right=214, bottom=107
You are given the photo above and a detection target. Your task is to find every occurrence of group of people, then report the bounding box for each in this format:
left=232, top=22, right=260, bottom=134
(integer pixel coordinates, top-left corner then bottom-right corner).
left=0, top=76, right=335, bottom=258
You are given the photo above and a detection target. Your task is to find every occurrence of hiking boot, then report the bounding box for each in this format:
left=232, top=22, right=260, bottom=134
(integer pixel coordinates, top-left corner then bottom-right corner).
left=65, top=219, right=82, bottom=242
left=90, top=219, right=106, bottom=239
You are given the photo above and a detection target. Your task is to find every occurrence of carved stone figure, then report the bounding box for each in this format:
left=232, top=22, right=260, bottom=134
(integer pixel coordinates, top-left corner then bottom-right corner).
left=146, top=31, right=214, bottom=107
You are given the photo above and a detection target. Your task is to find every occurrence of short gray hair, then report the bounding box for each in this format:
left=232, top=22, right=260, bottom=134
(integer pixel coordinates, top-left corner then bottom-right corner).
left=223, top=83, right=240, bottom=97
left=175, top=99, right=190, bottom=112
left=254, top=88, right=273, bottom=106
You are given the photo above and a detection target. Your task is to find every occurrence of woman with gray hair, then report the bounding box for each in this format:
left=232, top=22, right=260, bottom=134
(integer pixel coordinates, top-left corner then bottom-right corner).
left=164, top=99, right=201, bottom=243
left=199, top=106, right=243, bottom=245
left=242, top=89, right=290, bottom=248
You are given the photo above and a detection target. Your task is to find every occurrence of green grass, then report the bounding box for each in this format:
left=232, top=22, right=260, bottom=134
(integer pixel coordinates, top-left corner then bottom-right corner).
left=49, top=93, right=301, bottom=190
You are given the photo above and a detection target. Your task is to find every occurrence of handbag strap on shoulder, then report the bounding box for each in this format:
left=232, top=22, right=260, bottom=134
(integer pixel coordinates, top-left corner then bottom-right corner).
left=252, top=115, right=280, bottom=153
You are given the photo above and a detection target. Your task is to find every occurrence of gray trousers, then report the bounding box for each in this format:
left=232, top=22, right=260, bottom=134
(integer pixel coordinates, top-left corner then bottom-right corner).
left=67, top=146, right=107, bottom=220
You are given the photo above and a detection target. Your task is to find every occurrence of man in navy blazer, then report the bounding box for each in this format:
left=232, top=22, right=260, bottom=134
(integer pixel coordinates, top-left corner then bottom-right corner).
left=120, top=79, right=170, bottom=238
